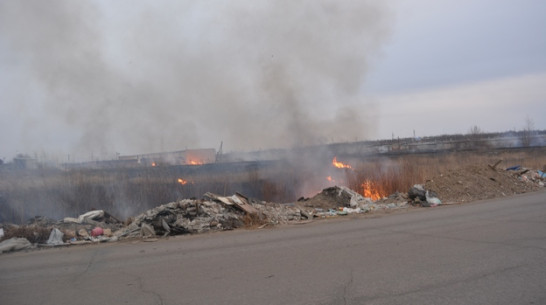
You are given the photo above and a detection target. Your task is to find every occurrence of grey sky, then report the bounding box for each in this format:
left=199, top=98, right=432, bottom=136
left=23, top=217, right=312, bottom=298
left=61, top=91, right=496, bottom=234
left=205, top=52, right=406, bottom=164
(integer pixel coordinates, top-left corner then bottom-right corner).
left=368, top=0, right=546, bottom=93
left=368, top=0, right=546, bottom=139
left=0, top=0, right=544, bottom=162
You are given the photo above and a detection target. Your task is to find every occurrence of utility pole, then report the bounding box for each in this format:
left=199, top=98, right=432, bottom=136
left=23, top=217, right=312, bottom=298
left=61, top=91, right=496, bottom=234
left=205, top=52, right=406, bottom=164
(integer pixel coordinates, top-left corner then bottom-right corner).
left=216, top=141, right=223, bottom=162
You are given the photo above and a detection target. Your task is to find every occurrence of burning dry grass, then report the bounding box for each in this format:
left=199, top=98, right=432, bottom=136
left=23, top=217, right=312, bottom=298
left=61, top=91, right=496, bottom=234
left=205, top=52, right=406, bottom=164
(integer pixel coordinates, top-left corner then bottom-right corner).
left=1, top=147, right=545, bottom=224
left=345, top=149, right=546, bottom=199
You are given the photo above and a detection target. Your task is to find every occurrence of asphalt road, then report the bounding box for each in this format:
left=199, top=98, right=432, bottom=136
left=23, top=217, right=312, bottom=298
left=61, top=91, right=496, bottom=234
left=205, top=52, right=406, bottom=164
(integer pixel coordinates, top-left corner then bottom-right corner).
left=1, top=191, right=545, bottom=305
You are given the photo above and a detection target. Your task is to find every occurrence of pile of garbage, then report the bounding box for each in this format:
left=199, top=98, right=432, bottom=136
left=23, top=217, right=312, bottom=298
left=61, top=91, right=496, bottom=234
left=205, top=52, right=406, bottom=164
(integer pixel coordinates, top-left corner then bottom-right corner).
left=506, top=166, right=545, bottom=187
left=115, top=192, right=322, bottom=239
left=0, top=237, right=32, bottom=254
left=297, top=186, right=410, bottom=216
left=2, top=164, right=544, bottom=254
left=114, top=196, right=246, bottom=239
left=0, top=209, right=124, bottom=253
left=408, top=184, right=442, bottom=207
left=255, top=202, right=313, bottom=224
left=1, top=187, right=394, bottom=253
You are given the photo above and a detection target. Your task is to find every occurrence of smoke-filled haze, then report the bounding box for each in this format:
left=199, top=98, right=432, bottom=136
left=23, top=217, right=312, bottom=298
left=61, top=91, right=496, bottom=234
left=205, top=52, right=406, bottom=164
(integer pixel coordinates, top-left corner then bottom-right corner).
left=1, top=0, right=545, bottom=162
left=0, top=0, right=389, bottom=161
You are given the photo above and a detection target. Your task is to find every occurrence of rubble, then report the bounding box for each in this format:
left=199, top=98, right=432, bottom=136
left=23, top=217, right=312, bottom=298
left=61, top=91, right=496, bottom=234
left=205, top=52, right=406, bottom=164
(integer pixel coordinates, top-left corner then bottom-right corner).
left=298, top=186, right=373, bottom=210
left=0, top=237, right=32, bottom=253
left=375, top=192, right=409, bottom=205
left=424, top=191, right=442, bottom=207
left=407, top=185, right=441, bottom=207
left=103, top=228, right=112, bottom=237
left=298, top=186, right=409, bottom=216
left=64, top=229, right=76, bottom=240
left=0, top=207, right=125, bottom=253
left=46, top=228, right=64, bottom=246
left=63, top=210, right=121, bottom=225
left=78, top=228, right=89, bottom=238
left=28, top=216, right=58, bottom=227
left=57, top=210, right=123, bottom=242
left=112, top=191, right=320, bottom=240
left=408, top=184, right=426, bottom=202
left=255, top=202, right=312, bottom=224
left=204, top=192, right=258, bottom=214
left=140, top=223, right=156, bottom=238
left=1, top=162, right=544, bottom=254
left=113, top=198, right=245, bottom=239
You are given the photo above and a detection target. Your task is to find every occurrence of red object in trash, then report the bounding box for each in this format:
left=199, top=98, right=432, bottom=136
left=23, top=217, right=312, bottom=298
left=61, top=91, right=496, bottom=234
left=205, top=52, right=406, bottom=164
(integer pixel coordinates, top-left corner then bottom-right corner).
left=91, top=227, right=104, bottom=237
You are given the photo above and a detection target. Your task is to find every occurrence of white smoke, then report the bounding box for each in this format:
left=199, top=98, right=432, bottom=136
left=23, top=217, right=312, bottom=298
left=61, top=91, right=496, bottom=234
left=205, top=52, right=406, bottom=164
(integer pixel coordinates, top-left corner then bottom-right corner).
left=0, top=0, right=391, bottom=160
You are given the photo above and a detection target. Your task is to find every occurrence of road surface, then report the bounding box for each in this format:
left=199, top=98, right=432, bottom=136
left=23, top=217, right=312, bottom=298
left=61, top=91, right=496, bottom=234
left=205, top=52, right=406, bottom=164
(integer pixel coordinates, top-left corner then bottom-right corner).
left=1, top=191, right=545, bottom=305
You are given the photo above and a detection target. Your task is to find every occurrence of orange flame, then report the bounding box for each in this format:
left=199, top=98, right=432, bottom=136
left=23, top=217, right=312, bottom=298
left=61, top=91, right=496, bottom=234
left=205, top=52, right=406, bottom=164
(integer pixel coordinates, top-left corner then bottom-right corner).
left=326, top=176, right=334, bottom=182
left=177, top=178, right=188, bottom=185
left=332, top=157, right=352, bottom=169
left=151, top=162, right=157, bottom=167
left=188, top=160, right=204, bottom=165
left=361, top=180, right=383, bottom=201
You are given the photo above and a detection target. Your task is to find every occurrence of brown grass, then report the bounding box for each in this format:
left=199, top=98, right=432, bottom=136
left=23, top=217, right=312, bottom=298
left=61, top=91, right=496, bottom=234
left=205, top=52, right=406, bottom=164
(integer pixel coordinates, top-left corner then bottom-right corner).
left=241, top=213, right=268, bottom=228
left=0, top=226, right=51, bottom=243
left=1, top=147, right=545, bottom=224
left=345, top=149, right=546, bottom=197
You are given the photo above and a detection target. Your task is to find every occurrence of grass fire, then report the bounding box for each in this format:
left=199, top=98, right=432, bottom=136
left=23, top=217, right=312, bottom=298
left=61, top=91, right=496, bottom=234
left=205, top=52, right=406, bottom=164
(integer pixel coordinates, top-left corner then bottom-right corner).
left=0, top=132, right=545, bottom=225
left=332, top=157, right=352, bottom=169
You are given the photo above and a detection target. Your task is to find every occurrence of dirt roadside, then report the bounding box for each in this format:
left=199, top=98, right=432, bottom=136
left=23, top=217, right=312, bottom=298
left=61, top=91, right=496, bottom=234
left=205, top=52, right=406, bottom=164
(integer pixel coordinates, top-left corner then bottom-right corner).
left=424, top=164, right=543, bottom=204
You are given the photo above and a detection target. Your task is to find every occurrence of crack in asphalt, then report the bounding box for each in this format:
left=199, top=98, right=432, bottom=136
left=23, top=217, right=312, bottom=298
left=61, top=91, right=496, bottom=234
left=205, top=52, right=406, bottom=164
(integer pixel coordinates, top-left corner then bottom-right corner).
left=342, top=268, right=354, bottom=305
left=123, top=271, right=164, bottom=305
left=137, top=274, right=164, bottom=305
left=74, top=249, right=99, bottom=283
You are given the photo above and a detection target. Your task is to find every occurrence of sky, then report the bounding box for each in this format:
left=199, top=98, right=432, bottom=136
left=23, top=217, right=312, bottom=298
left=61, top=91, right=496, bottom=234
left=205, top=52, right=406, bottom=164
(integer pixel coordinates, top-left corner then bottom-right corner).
left=0, top=0, right=545, bottom=162
left=368, top=0, right=546, bottom=139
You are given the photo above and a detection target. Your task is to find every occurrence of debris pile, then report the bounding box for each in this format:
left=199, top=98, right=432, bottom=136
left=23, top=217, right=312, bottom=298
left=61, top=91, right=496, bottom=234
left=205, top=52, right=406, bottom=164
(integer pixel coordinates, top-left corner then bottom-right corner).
left=113, top=198, right=245, bottom=239
left=408, top=184, right=442, bottom=207
left=297, top=186, right=409, bottom=215
left=63, top=210, right=120, bottom=225
left=375, top=192, right=410, bottom=206
left=255, top=202, right=313, bottom=224
left=0, top=237, right=32, bottom=254
left=507, top=166, right=546, bottom=187
left=113, top=192, right=316, bottom=239
left=1, top=163, right=544, bottom=254
left=0, top=209, right=124, bottom=253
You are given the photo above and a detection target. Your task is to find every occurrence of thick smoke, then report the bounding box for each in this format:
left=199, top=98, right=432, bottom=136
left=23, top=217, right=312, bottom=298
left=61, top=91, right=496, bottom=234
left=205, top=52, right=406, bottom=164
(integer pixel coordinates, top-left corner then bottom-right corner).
left=0, top=1, right=390, bottom=159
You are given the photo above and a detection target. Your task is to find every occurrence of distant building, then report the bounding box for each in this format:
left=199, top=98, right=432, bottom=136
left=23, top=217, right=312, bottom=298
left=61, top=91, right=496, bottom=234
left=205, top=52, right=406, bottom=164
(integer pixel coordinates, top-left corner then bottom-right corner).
left=13, top=154, right=38, bottom=169
left=121, top=148, right=216, bottom=167
left=62, top=148, right=217, bottom=169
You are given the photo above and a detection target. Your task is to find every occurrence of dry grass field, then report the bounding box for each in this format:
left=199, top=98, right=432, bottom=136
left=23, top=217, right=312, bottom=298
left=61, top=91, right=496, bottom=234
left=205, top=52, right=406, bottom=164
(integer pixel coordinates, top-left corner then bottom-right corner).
left=1, top=147, right=545, bottom=224
left=347, top=148, right=546, bottom=199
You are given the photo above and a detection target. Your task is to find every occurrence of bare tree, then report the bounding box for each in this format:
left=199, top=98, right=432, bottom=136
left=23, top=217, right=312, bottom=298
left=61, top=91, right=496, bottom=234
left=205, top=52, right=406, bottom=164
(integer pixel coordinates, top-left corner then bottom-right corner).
left=467, top=125, right=484, bottom=149
left=468, top=125, right=482, bottom=135
left=521, top=116, right=535, bottom=147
